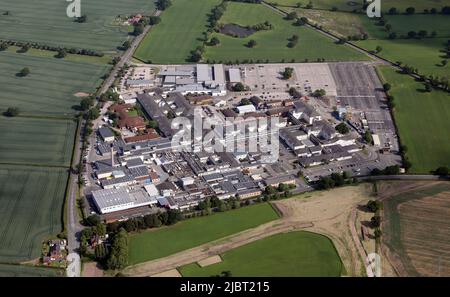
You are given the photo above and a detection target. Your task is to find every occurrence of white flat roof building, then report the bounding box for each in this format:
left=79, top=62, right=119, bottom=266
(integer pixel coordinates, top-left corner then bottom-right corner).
left=228, top=68, right=241, bottom=83
left=236, top=104, right=256, bottom=114
left=92, top=188, right=157, bottom=214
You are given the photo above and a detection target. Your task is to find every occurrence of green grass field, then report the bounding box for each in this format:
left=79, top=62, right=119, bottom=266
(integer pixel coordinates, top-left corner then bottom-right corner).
left=0, top=0, right=155, bottom=52
left=0, top=50, right=109, bottom=116
left=179, top=231, right=343, bottom=277
left=0, top=166, right=68, bottom=263
left=134, top=0, right=221, bottom=63
left=357, top=38, right=449, bottom=78
left=204, top=2, right=367, bottom=63
left=0, top=264, right=64, bottom=277
left=128, top=203, right=279, bottom=265
left=378, top=67, right=450, bottom=173
left=0, top=117, right=76, bottom=167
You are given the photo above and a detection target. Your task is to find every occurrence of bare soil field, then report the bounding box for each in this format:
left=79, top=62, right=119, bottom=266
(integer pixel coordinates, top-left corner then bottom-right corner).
left=381, top=181, right=450, bottom=276
left=197, top=255, right=223, bottom=267
left=124, top=184, right=374, bottom=277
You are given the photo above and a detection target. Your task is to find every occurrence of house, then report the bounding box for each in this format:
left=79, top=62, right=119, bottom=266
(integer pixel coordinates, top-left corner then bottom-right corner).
left=98, top=126, right=115, bottom=142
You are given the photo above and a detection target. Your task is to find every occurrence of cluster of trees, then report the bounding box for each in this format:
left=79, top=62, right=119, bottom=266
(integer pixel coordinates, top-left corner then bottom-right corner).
left=250, top=21, right=273, bottom=31
left=156, top=0, right=172, bottom=10
left=197, top=196, right=243, bottom=214
left=106, top=210, right=183, bottom=234
left=366, top=200, right=382, bottom=213
left=0, top=39, right=103, bottom=57
left=189, top=45, right=205, bottom=62
left=287, top=35, right=299, bottom=48
left=106, top=228, right=129, bottom=270
left=335, top=122, right=350, bottom=134
left=17, top=67, right=30, bottom=77
left=247, top=39, right=257, bottom=48
left=406, top=30, right=437, bottom=39
left=209, top=2, right=227, bottom=31
left=209, top=36, right=220, bottom=46
left=131, top=15, right=162, bottom=36
left=294, top=17, right=308, bottom=26
left=228, top=0, right=262, bottom=3
left=388, top=6, right=450, bottom=15
left=370, top=165, right=401, bottom=176
left=363, top=130, right=373, bottom=144
left=281, top=67, right=294, bottom=79
left=285, top=12, right=297, bottom=20
left=265, top=183, right=296, bottom=196
left=317, top=172, right=355, bottom=190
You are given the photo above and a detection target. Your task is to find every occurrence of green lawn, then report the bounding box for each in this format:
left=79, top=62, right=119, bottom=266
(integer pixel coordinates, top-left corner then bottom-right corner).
left=0, top=117, right=76, bottom=167
left=134, top=0, right=221, bottom=64
left=378, top=67, right=450, bottom=173
left=204, top=2, right=367, bottom=63
left=0, top=51, right=109, bottom=116
left=0, top=264, right=64, bottom=277
left=128, top=203, right=279, bottom=265
left=356, top=38, right=450, bottom=78
left=0, top=166, right=68, bottom=263
left=0, top=0, right=156, bottom=52
left=179, top=231, right=343, bottom=277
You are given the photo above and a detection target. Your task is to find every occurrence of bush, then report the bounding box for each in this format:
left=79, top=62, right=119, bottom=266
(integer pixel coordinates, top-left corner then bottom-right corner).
left=4, top=107, right=19, bottom=117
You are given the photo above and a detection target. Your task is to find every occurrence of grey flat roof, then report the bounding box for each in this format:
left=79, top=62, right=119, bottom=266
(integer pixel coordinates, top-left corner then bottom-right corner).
left=98, top=127, right=114, bottom=139
left=228, top=68, right=241, bottom=83
left=136, top=93, right=173, bottom=137
left=92, top=188, right=156, bottom=210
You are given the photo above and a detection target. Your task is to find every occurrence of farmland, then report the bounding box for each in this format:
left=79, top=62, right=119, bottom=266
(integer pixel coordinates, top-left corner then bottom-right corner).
left=382, top=182, right=450, bottom=276
left=0, top=264, right=64, bottom=277
left=378, top=67, right=450, bottom=173
left=0, top=117, right=76, bottom=167
left=128, top=203, right=279, bottom=265
left=204, top=2, right=367, bottom=63
left=0, top=166, right=68, bottom=263
left=0, top=0, right=156, bottom=52
left=0, top=50, right=109, bottom=116
left=134, top=0, right=221, bottom=64
left=179, top=231, right=343, bottom=277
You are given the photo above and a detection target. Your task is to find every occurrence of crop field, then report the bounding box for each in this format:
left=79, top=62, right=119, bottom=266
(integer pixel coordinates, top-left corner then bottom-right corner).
left=383, top=182, right=450, bottom=276
left=0, top=117, right=76, bottom=167
left=204, top=2, right=367, bottom=63
left=179, top=231, right=343, bottom=277
left=0, top=50, right=109, bottom=116
left=134, top=0, right=221, bottom=64
left=378, top=67, right=450, bottom=173
left=0, top=264, right=64, bottom=277
left=0, top=0, right=156, bottom=52
left=0, top=166, right=68, bottom=263
left=128, top=203, right=279, bottom=265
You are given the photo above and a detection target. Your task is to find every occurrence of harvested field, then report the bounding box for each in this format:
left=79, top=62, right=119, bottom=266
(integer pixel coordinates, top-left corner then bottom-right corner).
left=382, top=182, right=450, bottom=276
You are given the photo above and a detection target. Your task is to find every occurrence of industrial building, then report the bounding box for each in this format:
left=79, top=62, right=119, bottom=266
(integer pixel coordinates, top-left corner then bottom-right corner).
left=92, top=188, right=158, bottom=214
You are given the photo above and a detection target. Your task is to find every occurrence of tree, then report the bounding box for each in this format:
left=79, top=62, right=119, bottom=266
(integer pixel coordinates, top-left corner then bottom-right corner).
left=375, top=45, right=383, bottom=53
left=4, top=107, right=19, bottom=117
left=209, top=37, right=220, bottom=46
left=167, top=209, right=182, bottom=225
left=76, top=15, right=87, bottom=23
left=232, top=82, right=247, bottom=92
left=133, top=24, right=144, bottom=36
left=366, top=200, right=382, bottom=212
left=363, top=130, right=373, bottom=144
left=312, top=89, right=326, bottom=97
left=281, top=67, right=294, bottom=79
left=247, top=39, right=257, bottom=48
left=87, top=107, right=100, bottom=120
left=385, top=24, right=392, bottom=32
left=149, top=16, right=161, bottom=25
left=434, top=166, right=449, bottom=176
left=388, top=7, right=398, bottom=15
left=335, top=122, right=350, bottom=134
left=442, top=60, right=448, bottom=66
left=156, top=0, right=172, bottom=10
left=0, top=42, right=9, bottom=51
left=425, top=83, right=432, bottom=92
left=388, top=32, right=397, bottom=39
left=239, top=98, right=251, bottom=106
left=94, top=243, right=108, bottom=261
left=55, top=49, right=67, bottom=58
left=383, top=83, right=391, bottom=91
left=19, top=67, right=30, bottom=77
left=148, top=120, right=158, bottom=129
left=85, top=214, right=101, bottom=226
left=121, top=40, right=131, bottom=50
left=405, top=7, right=415, bottom=14
left=289, top=87, right=301, bottom=98
left=370, top=216, right=381, bottom=228
left=285, top=12, right=297, bottom=20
